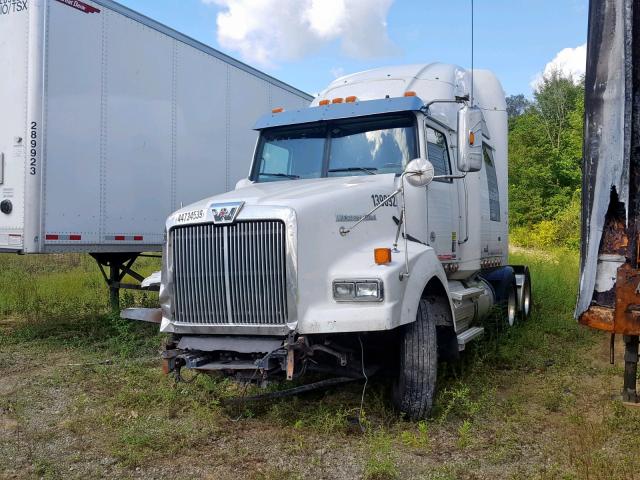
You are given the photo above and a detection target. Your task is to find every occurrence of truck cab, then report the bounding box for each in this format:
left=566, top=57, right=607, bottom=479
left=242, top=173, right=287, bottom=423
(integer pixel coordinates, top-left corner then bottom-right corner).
left=157, top=63, right=531, bottom=419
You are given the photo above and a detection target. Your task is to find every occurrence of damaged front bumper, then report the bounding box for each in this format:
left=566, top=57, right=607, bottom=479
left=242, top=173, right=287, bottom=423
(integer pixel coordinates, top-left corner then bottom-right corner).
left=162, top=333, right=367, bottom=382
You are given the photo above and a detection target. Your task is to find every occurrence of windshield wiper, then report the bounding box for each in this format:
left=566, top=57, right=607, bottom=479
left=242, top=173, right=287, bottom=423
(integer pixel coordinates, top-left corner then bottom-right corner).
left=259, top=172, right=300, bottom=179
left=327, top=167, right=378, bottom=175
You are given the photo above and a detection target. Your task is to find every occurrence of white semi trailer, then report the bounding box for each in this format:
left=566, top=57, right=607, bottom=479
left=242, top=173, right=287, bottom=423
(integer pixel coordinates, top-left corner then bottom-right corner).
left=0, top=0, right=311, bottom=303
left=155, top=64, right=532, bottom=418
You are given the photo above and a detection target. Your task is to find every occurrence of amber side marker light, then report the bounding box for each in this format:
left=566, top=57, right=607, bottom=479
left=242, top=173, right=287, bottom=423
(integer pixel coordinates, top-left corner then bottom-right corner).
left=272, top=107, right=284, bottom=114
left=404, top=91, right=417, bottom=97
left=332, top=97, right=344, bottom=104
left=374, top=248, right=392, bottom=265
left=469, top=131, right=475, bottom=145
left=345, top=95, right=357, bottom=103
left=319, top=99, right=330, bottom=106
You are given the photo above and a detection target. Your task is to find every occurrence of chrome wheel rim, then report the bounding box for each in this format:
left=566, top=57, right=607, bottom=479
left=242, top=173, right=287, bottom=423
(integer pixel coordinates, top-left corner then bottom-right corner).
left=507, top=287, right=517, bottom=326
left=523, top=281, right=531, bottom=318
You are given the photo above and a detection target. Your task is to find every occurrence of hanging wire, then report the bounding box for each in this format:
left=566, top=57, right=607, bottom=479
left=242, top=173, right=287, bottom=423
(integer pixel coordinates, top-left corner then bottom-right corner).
left=357, top=335, right=369, bottom=430
left=471, top=0, right=474, bottom=106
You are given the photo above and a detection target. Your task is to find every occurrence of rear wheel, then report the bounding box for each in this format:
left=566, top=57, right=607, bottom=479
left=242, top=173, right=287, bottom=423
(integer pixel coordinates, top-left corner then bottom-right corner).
left=393, top=297, right=444, bottom=420
left=519, top=268, right=532, bottom=321
left=481, top=266, right=518, bottom=328
left=506, top=282, right=517, bottom=327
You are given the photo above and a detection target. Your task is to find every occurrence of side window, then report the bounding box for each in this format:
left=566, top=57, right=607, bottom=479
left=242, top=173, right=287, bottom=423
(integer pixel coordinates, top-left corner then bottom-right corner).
left=484, top=145, right=500, bottom=222
left=426, top=127, right=451, bottom=181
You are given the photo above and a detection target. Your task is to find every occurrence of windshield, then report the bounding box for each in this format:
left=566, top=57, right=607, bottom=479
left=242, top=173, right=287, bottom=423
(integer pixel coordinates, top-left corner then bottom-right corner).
left=252, top=114, right=417, bottom=182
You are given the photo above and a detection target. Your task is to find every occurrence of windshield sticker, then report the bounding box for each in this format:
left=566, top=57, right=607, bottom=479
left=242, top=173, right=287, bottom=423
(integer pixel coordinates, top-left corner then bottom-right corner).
left=336, top=214, right=377, bottom=222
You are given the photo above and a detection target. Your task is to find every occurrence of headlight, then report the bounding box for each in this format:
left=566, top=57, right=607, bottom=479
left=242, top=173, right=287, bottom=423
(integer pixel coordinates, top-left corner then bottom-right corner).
left=333, top=279, right=383, bottom=302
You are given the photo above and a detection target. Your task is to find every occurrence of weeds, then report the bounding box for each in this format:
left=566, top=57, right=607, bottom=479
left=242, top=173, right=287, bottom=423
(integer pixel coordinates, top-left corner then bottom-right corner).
left=399, top=420, right=429, bottom=449
left=363, top=429, right=399, bottom=480
left=2, top=249, right=638, bottom=479
left=456, top=420, right=473, bottom=449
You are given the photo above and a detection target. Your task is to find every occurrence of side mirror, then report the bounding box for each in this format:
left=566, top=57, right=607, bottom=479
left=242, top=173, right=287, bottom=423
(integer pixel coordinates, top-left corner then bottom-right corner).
left=404, top=158, right=435, bottom=187
left=457, top=106, right=484, bottom=172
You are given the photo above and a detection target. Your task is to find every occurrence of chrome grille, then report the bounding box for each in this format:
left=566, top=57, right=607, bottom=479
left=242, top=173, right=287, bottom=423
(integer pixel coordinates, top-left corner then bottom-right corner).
left=172, top=220, right=288, bottom=325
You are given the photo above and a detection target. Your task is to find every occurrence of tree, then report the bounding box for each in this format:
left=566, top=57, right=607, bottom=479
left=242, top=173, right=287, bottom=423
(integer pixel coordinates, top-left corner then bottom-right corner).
left=533, top=71, right=583, bottom=150
left=506, top=94, right=531, bottom=119
left=508, top=71, right=584, bottom=240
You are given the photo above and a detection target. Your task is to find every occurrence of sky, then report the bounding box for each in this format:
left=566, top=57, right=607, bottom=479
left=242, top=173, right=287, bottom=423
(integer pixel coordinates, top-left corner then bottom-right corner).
left=116, top=0, right=589, bottom=97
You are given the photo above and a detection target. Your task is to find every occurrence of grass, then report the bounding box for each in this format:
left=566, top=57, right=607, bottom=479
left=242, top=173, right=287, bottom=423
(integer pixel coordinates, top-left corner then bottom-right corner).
left=2, top=248, right=640, bottom=479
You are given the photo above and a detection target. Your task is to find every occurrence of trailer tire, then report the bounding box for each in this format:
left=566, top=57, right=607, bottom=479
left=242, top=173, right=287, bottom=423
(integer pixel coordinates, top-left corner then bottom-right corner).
left=393, top=297, right=441, bottom=420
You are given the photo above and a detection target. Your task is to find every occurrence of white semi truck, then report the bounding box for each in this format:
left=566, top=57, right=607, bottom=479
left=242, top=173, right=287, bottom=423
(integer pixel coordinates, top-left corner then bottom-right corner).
left=0, top=0, right=311, bottom=304
left=155, top=64, right=532, bottom=418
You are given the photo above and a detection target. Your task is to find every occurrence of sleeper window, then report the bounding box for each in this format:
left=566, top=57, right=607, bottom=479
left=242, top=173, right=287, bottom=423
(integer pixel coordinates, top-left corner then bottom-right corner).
left=426, top=127, right=451, bottom=180
left=484, top=146, right=500, bottom=222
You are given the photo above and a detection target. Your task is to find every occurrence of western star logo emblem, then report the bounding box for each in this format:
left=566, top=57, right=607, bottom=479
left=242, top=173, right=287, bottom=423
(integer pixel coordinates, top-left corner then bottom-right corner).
left=211, top=202, right=244, bottom=225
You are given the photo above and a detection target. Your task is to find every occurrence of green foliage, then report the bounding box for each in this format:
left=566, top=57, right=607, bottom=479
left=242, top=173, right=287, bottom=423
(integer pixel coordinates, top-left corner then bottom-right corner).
left=510, top=192, right=580, bottom=250
left=508, top=72, right=584, bottom=249
left=456, top=420, right=473, bottom=449
left=506, top=93, right=531, bottom=120
left=399, top=420, right=429, bottom=449
left=364, top=429, right=399, bottom=480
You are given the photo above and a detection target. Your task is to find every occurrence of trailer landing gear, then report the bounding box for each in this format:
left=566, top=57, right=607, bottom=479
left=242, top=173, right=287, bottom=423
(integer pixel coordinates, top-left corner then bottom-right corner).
left=623, top=335, right=639, bottom=403
left=90, top=252, right=160, bottom=311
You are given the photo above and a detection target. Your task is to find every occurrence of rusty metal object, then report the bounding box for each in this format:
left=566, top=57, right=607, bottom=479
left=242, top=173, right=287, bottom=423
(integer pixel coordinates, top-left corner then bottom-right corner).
left=579, top=264, right=640, bottom=334
left=578, top=0, right=640, bottom=401
left=614, top=263, right=640, bottom=334
left=579, top=305, right=614, bottom=331
left=602, top=218, right=629, bottom=254
left=286, top=346, right=295, bottom=380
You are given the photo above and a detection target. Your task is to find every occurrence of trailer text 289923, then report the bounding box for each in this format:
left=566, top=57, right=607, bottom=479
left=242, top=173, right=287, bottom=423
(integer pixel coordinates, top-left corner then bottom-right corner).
left=30, top=122, right=37, bottom=175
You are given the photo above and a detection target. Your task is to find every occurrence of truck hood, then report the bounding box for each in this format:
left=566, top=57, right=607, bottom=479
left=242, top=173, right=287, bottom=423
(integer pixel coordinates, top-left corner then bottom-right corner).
left=161, top=172, right=434, bottom=336
left=167, top=174, right=399, bottom=231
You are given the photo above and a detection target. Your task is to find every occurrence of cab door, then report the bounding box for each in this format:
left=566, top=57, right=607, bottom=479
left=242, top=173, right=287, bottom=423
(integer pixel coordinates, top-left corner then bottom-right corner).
left=424, top=124, right=459, bottom=260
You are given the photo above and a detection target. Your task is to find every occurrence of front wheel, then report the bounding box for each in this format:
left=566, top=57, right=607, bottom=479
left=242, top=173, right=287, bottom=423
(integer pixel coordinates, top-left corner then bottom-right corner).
left=393, top=297, right=443, bottom=420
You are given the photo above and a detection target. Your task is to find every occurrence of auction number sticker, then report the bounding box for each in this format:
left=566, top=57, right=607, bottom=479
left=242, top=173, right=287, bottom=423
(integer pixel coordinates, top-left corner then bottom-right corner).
left=175, top=209, right=204, bottom=223
left=371, top=194, right=397, bottom=207
left=0, top=0, right=28, bottom=15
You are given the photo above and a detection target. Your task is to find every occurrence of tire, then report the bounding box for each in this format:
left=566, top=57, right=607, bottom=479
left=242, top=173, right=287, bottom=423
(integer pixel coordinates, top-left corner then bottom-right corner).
left=393, top=297, right=442, bottom=420
left=506, top=282, right=517, bottom=327
left=519, top=269, right=532, bottom=321
left=480, top=266, right=517, bottom=328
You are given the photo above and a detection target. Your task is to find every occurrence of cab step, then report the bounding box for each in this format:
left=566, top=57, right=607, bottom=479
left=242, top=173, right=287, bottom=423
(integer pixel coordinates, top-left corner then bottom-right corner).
left=457, top=326, right=485, bottom=351
left=450, top=287, right=485, bottom=302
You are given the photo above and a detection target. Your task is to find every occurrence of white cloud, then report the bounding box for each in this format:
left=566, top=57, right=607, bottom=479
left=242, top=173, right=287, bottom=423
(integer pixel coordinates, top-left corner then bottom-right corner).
left=531, top=43, right=587, bottom=91
left=204, top=0, right=396, bottom=67
left=330, top=66, right=345, bottom=78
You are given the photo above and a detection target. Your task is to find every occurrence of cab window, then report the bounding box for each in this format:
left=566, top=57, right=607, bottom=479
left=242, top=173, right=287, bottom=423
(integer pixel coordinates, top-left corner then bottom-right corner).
left=426, top=127, right=451, bottom=181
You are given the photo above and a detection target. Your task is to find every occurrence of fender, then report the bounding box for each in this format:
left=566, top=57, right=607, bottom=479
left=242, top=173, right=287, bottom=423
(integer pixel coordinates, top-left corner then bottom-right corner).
left=398, top=243, right=457, bottom=331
